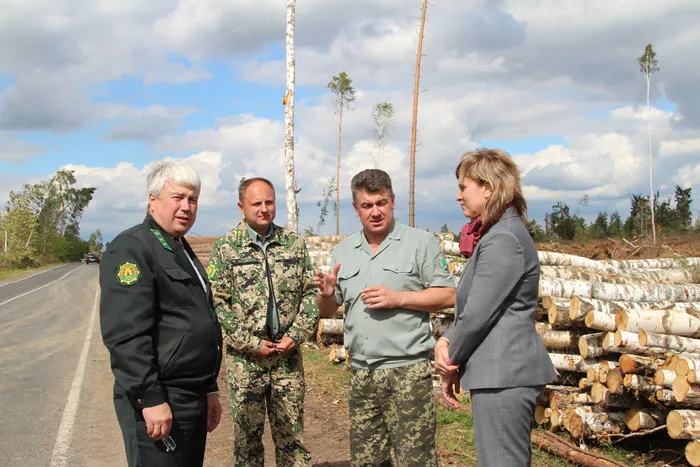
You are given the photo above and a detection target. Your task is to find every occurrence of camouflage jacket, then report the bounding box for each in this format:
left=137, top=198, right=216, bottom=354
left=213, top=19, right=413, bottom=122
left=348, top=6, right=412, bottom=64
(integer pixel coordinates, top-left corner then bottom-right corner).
left=209, top=220, right=318, bottom=356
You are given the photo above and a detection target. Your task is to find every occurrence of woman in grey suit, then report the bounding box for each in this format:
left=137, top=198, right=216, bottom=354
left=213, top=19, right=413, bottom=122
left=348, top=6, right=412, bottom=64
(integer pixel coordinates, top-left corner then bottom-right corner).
left=434, top=148, right=556, bottom=467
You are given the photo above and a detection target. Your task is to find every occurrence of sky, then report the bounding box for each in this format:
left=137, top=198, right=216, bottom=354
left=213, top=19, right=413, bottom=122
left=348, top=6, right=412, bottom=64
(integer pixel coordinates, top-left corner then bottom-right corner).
left=1, top=0, right=699, bottom=242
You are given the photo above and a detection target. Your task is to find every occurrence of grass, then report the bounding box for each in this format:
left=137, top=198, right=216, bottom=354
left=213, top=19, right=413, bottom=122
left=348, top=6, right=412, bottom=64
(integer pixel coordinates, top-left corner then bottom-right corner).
left=0, top=263, right=60, bottom=282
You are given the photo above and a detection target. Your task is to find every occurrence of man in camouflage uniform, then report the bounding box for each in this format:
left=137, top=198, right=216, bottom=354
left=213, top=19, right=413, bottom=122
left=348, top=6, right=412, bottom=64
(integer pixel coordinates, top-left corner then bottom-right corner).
left=317, top=169, right=456, bottom=467
left=209, top=177, right=317, bottom=467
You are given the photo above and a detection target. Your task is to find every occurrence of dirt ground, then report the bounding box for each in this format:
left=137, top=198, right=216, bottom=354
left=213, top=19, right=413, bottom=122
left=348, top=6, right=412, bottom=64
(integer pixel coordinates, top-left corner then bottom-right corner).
left=535, top=233, right=700, bottom=260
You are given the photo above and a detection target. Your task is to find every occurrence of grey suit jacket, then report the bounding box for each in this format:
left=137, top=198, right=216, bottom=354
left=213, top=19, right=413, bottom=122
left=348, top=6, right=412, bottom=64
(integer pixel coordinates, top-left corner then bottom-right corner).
left=442, top=207, right=557, bottom=390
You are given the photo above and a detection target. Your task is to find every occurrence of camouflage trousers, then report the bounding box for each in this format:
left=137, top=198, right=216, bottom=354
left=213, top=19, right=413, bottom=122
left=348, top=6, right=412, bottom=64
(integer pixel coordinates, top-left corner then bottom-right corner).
left=349, top=360, right=437, bottom=467
left=226, top=349, right=312, bottom=467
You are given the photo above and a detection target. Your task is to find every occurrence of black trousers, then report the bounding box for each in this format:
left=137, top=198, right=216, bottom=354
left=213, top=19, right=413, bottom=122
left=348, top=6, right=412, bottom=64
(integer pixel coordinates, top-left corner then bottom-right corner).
left=114, top=388, right=208, bottom=467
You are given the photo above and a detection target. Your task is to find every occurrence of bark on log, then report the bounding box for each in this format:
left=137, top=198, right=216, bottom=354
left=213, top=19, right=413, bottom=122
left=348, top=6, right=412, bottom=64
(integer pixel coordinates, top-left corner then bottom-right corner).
left=538, top=328, right=581, bottom=351
left=539, top=279, right=593, bottom=299
left=590, top=383, right=641, bottom=408
left=601, top=257, right=700, bottom=270
left=619, top=354, right=663, bottom=375
left=550, top=392, right=595, bottom=409
left=569, top=297, right=679, bottom=322
left=584, top=311, right=617, bottom=332
left=674, top=356, right=700, bottom=376
left=622, top=374, right=659, bottom=395
left=579, top=378, right=593, bottom=391
left=598, top=361, right=618, bottom=384
left=654, top=370, right=677, bottom=388
left=569, top=411, right=628, bottom=439
left=639, top=330, right=700, bottom=354
left=687, top=440, right=700, bottom=466
left=530, top=430, right=631, bottom=467
left=617, top=309, right=700, bottom=337
left=317, top=318, right=344, bottom=344
left=592, top=281, right=700, bottom=303
left=668, top=409, right=700, bottom=439
left=430, top=314, right=453, bottom=338
left=613, top=331, right=669, bottom=357
left=539, top=266, right=650, bottom=285
left=579, top=333, right=607, bottom=359
left=626, top=407, right=667, bottom=431
left=548, top=353, right=596, bottom=373
left=537, top=251, right=605, bottom=269
left=563, top=406, right=600, bottom=432
left=440, top=240, right=461, bottom=257
left=548, top=298, right=585, bottom=328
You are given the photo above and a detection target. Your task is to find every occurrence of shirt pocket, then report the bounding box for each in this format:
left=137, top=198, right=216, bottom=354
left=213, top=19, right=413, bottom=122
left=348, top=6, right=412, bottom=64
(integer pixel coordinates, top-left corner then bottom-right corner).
left=161, top=267, right=199, bottom=309
left=337, top=263, right=361, bottom=307
left=381, top=261, right=416, bottom=291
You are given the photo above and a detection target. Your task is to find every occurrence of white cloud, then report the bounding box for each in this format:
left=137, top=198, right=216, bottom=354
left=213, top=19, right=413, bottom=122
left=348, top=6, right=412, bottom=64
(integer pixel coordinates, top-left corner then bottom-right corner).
left=660, top=139, right=700, bottom=158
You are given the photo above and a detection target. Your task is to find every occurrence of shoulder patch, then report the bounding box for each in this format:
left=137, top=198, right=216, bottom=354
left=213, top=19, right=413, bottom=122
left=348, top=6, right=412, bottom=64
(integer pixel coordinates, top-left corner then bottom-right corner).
left=438, top=255, right=450, bottom=274
left=206, top=263, right=216, bottom=281
left=234, top=229, right=245, bottom=247
left=117, top=261, right=141, bottom=285
left=150, top=229, right=173, bottom=251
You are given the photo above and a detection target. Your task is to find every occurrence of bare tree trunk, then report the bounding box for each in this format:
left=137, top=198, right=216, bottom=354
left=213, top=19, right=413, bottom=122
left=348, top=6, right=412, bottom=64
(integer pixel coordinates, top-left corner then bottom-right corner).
left=646, top=73, right=656, bottom=245
left=408, top=0, right=428, bottom=227
left=284, top=0, right=298, bottom=233
left=335, top=104, right=343, bottom=235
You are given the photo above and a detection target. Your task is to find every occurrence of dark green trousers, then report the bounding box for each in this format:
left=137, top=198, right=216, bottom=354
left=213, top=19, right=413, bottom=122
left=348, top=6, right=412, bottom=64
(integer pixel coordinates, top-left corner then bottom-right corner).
left=114, top=388, right=208, bottom=467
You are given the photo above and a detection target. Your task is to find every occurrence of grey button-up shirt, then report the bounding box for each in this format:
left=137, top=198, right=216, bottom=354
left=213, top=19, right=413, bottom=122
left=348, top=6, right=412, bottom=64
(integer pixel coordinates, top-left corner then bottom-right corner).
left=331, top=222, right=455, bottom=369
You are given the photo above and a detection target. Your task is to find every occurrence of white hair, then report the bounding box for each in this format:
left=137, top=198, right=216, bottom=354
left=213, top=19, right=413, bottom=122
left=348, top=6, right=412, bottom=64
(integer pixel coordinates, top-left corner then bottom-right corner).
left=147, top=160, right=201, bottom=198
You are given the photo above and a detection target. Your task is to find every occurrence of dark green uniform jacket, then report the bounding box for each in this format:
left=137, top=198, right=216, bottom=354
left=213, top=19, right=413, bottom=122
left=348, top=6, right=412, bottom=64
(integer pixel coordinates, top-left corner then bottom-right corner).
left=100, top=215, right=223, bottom=410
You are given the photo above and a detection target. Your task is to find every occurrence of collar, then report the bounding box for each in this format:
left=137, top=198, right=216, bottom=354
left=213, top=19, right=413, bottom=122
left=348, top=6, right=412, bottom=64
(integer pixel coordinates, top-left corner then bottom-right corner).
left=144, top=215, right=177, bottom=252
left=245, top=222, right=275, bottom=243
left=352, top=221, right=403, bottom=248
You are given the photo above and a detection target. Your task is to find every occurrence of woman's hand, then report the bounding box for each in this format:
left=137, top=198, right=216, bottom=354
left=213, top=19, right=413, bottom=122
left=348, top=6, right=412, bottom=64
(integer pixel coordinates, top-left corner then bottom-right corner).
left=441, top=374, right=462, bottom=409
left=434, top=338, right=459, bottom=377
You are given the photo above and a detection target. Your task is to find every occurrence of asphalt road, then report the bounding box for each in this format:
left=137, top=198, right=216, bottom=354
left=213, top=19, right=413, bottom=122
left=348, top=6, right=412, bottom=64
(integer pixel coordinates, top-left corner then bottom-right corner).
left=0, top=263, right=127, bottom=466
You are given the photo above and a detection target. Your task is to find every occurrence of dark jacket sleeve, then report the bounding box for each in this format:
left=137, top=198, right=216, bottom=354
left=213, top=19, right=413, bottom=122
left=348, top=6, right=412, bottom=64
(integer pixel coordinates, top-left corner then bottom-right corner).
left=99, top=234, right=165, bottom=409
left=443, top=231, right=525, bottom=366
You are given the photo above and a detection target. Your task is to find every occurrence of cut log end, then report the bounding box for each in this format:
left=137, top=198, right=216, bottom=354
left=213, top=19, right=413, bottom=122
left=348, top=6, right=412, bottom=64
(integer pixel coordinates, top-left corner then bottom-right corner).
left=686, top=440, right=700, bottom=466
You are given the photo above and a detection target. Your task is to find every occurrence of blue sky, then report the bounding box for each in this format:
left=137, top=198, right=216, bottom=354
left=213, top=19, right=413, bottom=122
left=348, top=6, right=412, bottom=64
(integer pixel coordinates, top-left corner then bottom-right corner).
left=1, top=0, right=699, bottom=242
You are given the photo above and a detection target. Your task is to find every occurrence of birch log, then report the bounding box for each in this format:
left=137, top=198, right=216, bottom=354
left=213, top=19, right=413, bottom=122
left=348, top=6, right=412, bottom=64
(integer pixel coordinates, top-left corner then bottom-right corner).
left=673, top=377, right=700, bottom=404
left=638, top=330, right=700, bottom=354
left=584, top=311, right=617, bottom=332
left=616, top=309, right=700, bottom=337
left=569, top=296, right=680, bottom=321
left=687, top=440, right=700, bottom=467
left=550, top=392, right=594, bottom=409
left=534, top=406, right=552, bottom=425
left=562, top=406, right=600, bottom=432
left=592, top=282, right=700, bottom=303
left=329, top=346, right=347, bottom=363
left=606, top=369, right=625, bottom=395
left=579, top=333, right=607, bottom=359
left=537, top=251, right=605, bottom=268
left=675, top=356, right=700, bottom=376
left=537, top=328, right=580, bottom=351
left=587, top=360, right=616, bottom=383
left=668, top=410, right=700, bottom=439
left=317, top=318, right=344, bottom=344
left=619, top=354, right=663, bottom=375
left=613, top=331, right=669, bottom=357
left=569, top=411, right=628, bottom=439
left=548, top=298, right=584, bottom=328
left=654, top=370, right=677, bottom=388
left=622, top=374, right=659, bottom=395
left=548, top=353, right=596, bottom=373
left=626, top=407, right=666, bottom=431
left=602, top=257, right=700, bottom=270
left=539, top=279, right=592, bottom=299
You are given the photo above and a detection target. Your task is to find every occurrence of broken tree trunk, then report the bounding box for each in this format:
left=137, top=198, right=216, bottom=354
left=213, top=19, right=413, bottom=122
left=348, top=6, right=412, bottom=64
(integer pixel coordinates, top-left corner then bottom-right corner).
left=617, top=309, right=700, bottom=337
left=668, top=409, right=700, bottom=439
left=619, top=354, right=663, bottom=375
left=626, top=407, right=667, bottom=431
left=639, top=330, right=700, bottom=354
left=579, top=333, right=607, bottom=359
left=530, top=430, right=631, bottom=467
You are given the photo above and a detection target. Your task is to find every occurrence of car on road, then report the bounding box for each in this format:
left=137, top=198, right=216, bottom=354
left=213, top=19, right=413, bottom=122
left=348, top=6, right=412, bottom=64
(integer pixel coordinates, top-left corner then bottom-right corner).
left=85, top=253, right=101, bottom=264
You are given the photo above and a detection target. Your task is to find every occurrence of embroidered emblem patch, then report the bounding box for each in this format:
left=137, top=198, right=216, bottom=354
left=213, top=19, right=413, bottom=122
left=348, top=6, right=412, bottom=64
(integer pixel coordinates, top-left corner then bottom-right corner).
left=117, top=261, right=141, bottom=285
left=206, top=263, right=216, bottom=281
left=150, top=229, right=173, bottom=251
left=439, top=255, right=450, bottom=274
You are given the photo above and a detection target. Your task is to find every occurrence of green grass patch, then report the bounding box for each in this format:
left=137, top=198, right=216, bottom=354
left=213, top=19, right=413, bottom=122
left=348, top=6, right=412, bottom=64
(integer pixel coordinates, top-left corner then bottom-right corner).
left=0, top=263, right=59, bottom=282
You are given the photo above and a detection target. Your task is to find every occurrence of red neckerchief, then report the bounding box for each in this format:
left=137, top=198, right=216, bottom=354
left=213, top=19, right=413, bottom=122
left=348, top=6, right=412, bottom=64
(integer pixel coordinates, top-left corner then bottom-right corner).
left=459, top=202, right=515, bottom=258
left=459, top=217, right=485, bottom=258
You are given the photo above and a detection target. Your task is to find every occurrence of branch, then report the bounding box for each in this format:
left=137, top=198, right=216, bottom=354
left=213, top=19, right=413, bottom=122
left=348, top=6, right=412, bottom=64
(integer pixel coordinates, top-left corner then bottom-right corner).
left=609, top=424, right=667, bottom=443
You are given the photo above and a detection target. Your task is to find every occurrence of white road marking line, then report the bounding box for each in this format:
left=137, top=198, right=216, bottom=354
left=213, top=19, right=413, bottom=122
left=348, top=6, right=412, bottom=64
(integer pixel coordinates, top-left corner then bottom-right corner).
left=49, top=285, right=99, bottom=467
left=0, top=264, right=84, bottom=307
left=0, top=264, right=65, bottom=288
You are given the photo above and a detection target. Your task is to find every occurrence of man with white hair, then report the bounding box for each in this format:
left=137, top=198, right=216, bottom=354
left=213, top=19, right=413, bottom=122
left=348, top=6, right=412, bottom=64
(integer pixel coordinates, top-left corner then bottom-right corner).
left=100, top=160, right=223, bottom=467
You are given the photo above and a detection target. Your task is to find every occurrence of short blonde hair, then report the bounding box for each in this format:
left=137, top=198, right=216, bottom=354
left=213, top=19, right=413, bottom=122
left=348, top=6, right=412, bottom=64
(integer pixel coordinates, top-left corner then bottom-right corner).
left=455, top=148, right=527, bottom=227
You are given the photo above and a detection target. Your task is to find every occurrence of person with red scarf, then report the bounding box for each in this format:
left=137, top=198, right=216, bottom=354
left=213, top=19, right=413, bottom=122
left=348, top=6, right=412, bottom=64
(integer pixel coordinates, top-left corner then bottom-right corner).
left=434, top=149, right=556, bottom=467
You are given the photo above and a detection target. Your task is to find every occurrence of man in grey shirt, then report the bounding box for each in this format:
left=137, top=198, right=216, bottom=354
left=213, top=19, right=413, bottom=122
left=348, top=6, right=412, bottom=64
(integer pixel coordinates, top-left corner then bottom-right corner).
left=317, top=169, right=456, bottom=467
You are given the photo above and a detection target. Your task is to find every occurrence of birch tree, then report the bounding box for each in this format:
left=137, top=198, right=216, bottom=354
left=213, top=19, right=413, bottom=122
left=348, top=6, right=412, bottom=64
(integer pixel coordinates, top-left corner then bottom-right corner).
left=283, top=0, right=298, bottom=232
left=639, top=43, right=659, bottom=245
left=371, top=102, right=395, bottom=169
left=409, top=0, right=428, bottom=227
left=328, top=71, right=356, bottom=235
